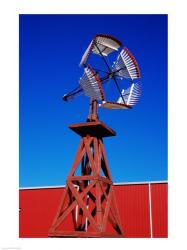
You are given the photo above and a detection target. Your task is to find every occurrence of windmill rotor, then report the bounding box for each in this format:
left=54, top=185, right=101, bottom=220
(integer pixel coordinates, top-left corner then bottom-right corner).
left=63, top=33, right=141, bottom=111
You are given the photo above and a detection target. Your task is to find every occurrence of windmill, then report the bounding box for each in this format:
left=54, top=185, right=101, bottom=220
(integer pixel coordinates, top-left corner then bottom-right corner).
left=49, top=34, right=141, bottom=237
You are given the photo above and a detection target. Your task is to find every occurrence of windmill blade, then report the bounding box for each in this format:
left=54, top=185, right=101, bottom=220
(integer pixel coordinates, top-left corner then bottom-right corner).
left=80, top=34, right=122, bottom=66
left=117, top=83, right=142, bottom=106
left=113, top=48, right=141, bottom=80
left=92, top=34, right=122, bottom=56
left=63, top=73, right=111, bottom=102
left=79, top=65, right=105, bottom=101
left=79, top=41, right=93, bottom=67
left=99, top=101, right=131, bottom=110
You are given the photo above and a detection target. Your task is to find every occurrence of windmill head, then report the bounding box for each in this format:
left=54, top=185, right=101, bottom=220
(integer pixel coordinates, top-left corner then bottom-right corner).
left=63, top=34, right=141, bottom=110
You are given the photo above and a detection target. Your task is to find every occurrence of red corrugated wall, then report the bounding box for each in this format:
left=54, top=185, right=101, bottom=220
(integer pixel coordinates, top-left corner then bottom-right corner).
left=151, top=183, right=168, bottom=238
left=115, top=184, right=150, bottom=237
left=19, top=182, right=168, bottom=238
left=19, top=188, right=64, bottom=237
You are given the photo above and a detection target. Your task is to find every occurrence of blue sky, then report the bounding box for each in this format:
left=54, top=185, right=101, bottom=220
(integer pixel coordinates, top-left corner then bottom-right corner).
left=19, top=14, right=167, bottom=187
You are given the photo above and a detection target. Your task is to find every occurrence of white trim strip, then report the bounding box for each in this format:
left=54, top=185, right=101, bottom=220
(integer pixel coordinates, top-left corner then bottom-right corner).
left=148, top=182, right=153, bottom=238
left=20, top=185, right=66, bottom=190
left=19, top=180, right=168, bottom=190
left=75, top=186, right=79, bottom=223
left=113, top=180, right=168, bottom=186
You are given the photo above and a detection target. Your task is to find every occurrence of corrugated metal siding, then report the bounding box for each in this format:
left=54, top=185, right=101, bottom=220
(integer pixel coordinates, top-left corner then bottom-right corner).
left=19, top=188, right=66, bottom=237
left=151, top=183, right=168, bottom=237
left=114, top=184, right=150, bottom=237
left=19, top=183, right=168, bottom=238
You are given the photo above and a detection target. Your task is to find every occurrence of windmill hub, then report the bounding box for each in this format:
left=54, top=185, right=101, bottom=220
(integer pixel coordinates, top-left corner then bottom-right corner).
left=108, top=73, right=113, bottom=78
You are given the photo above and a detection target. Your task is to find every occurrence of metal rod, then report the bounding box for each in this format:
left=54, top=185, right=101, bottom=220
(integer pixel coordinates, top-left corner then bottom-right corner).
left=94, top=43, right=126, bottom=105
left=91, top=67, right=109, bottom=74
left=112, top=76, right=126, bottom=103
left=94, top=43, right=112, bottom=72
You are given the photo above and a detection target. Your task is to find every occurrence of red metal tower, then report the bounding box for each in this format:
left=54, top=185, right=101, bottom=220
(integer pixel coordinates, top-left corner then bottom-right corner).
left=48, top=100, right=124, bottom=237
